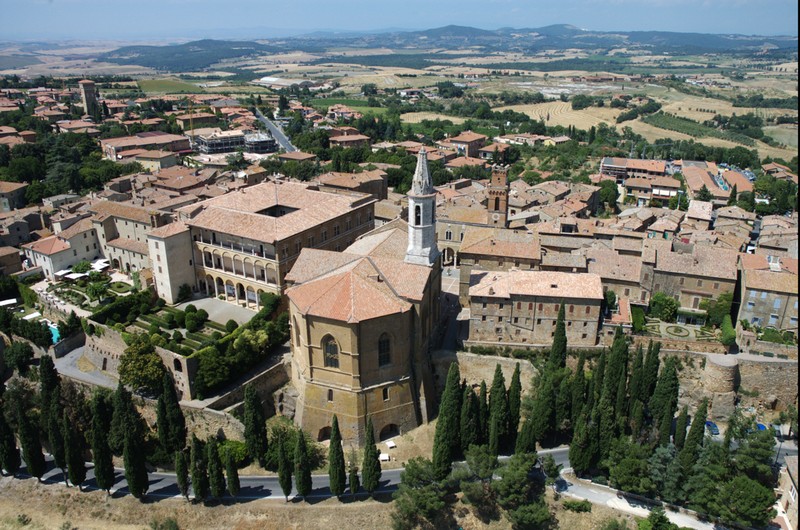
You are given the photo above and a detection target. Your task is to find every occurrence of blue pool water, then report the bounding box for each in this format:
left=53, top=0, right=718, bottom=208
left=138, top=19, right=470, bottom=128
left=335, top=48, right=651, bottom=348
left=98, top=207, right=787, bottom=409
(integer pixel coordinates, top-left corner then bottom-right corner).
left=49, top=325, right=60, bottom=344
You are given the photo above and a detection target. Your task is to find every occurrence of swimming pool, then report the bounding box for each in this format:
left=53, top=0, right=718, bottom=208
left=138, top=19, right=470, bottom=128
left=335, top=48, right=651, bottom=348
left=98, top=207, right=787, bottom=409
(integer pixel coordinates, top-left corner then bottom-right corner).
left=49, top=324, right=60, bottom=344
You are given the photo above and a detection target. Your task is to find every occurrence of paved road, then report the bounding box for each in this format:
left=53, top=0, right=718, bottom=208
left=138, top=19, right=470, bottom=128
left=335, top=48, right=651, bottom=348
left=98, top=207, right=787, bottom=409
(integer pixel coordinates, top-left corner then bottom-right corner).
left=255, top=108, right=296, bottom=152
left=53, top=346, right=116, bottom=390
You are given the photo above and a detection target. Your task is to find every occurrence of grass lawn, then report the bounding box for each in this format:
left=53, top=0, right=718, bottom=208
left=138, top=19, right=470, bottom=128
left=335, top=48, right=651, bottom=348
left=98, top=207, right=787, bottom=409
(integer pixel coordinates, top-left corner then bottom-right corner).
left=138, top=78, right=199, bottom=94
left=108, top=282, right=132, bottom=294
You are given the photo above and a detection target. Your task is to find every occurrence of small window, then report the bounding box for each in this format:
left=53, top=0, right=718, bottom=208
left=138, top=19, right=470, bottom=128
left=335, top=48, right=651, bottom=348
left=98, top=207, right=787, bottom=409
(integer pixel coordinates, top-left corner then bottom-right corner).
left=761, top=292, right=767, bottom=299
left=158, top=266, right=162, bottom=273
left=499, top=303, right=504, bottom=310
left=769, top=314, right=778, bottom=326
left=554, top=304, right=558, bottom=311
left=528, top=302, right=533, bottom=310
left=327, top=389, right=334, bottom=402
left=713, top=282, right=720, bottom=290
left=746, top=301, right=755, bottom=309
left=679, top=277, right=685, bottom=286
left=773, top=299, right=781, bottom=309
left=517, top=302, right=521, bottom=310
left=569, top=305, right=574, bottom=313
left=585, top=306, right=591, bottom=314
left=482, top=315, right=487, bottom=321
left=445, top=230, right=452, bottom=241
left=499, top=316, right=503, bottom=323
left=697, top=279, right=703, bottom=287
left=382, top=387, right=389, bottom=401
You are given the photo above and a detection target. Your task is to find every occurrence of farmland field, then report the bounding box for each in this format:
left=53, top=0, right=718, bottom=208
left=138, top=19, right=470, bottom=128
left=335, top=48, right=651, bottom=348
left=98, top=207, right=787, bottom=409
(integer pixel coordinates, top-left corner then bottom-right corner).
left=401, top=112, right=466, bottom=124
left=764, top=125, right=799, bottom=148
left=138, top=78, right=200, bottom=94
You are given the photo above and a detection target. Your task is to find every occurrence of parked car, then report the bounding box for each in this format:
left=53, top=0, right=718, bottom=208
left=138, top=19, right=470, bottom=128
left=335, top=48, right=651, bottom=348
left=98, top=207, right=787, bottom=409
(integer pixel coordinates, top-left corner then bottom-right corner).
left=705, top=421, right=720, bottom=436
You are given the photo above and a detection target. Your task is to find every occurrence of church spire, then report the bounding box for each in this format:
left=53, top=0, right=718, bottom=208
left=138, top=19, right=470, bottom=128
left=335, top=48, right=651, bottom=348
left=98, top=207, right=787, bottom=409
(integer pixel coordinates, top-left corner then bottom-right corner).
left=410, top=147, right=434, bottom=196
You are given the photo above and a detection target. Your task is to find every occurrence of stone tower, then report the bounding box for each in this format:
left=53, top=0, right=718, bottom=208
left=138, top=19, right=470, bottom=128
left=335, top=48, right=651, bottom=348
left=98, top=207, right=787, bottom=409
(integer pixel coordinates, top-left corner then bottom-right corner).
left=406, top=148, right=440, bottom=267
left=487, top=165, right=509, bottom=227
left=78, top=79, right=98, bottom=117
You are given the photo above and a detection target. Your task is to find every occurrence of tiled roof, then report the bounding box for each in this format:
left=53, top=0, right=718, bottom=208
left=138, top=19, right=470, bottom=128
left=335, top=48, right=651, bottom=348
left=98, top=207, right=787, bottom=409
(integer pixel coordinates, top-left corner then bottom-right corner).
left=585, top=248, right=641, bottom=283
left=345, top=219, right=409, bottom=261
left=469, top=270, right=603, bottom=300
left=23, top=235, right=70, bottom=256
left=687, top=200, right=713, bottom=221
left=459, top=226, right=540, bottom=260
left=318, top=170, right=385, bottom=189
left=88, top=200, right=155, bottom=224
left=655, top=245, right=737, bottom=280
left=745, top=269, right=797, bottom=294
left=57, top=218, right=94, bottom=240
left=107, top=237, right=148, bottom=255
left=148, top=221, right=189, bottom=239
left=0, top=181, right=27, bottom=193
left=450, top=131, right=487, bottom=143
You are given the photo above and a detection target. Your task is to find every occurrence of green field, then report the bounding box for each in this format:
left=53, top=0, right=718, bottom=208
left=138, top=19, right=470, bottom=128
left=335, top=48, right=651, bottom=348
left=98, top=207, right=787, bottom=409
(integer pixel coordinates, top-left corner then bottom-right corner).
left=138, top=78, right=200, bottom=94
left=763, top=125, right=798, bottom=148
left=310, top=98, right=389, bottom=115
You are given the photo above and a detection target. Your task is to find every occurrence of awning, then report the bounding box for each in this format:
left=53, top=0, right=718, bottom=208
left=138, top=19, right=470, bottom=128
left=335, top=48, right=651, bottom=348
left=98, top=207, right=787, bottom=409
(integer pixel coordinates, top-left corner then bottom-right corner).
left=65, top=272, right=88, bottom=280
left=22, top=312, right=41, bottom=320
left=55, top=269, right=72, bottom=277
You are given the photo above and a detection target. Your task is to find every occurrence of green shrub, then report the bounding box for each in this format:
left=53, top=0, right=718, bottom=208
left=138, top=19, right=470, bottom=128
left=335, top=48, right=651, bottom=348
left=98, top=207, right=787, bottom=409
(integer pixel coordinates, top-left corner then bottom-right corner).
left=184, top=304, right=197, bottom=314
left=632, top=307, right=646, bottom=333
left=720, top=315, right=736, bottom=347
left=563, top=499, right=592, bottom=513
left=219, top=440, right=248, bottom=468
left=163, top=313, right=176, bottom=329
left=177, top=283, right=192, bottom=303
left=226, top=319, right=239, bottom=333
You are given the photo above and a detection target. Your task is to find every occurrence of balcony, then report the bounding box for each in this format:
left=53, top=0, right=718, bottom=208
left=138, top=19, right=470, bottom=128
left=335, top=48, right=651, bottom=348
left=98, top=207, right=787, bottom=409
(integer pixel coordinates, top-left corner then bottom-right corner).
left=194, top=235, right=275, bottom=260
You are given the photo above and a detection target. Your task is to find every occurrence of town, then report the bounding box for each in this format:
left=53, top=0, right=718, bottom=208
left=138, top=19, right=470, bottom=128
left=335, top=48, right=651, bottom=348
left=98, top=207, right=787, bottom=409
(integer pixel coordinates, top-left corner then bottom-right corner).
left=0, top=19, right=798, bottom=530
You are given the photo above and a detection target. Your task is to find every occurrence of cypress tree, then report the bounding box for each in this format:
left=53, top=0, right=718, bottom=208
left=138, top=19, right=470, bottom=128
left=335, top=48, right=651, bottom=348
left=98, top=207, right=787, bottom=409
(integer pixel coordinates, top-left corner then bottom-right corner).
left=123, top=419, right=148, bottom=499
left=549, top=303, right=567, bottom=369
left=488, top=364, right=508, bottom=456
left=109, top=383, right=133, bottom=455
left=507, top=363, right=522, bottom=450
left=674, top=405, right=689, bottom=450
left=90, top=393, right=115, bottom=494
left=530, top=372, right=555, bottom=444
left=628, top=344, right=644, bottom=416
left=243, top=384, right=268, bottom=468
left=650, top=357, right=679, bottom=443
left=614, top=367, right=629, bottom=432
left=641, top=341, right=661, bottom=404
left=225, top=453, right=240, bottom=498
left=515, top=416, right=537, bottom=455
left=630, top=399, right=645, bottom=438
left=156, top=394, right=169, bottom=453
left=47, top=387, right=67, bottom=483
left=678, top=400, right=708, bottom=476
left=17, top=402, right=45, bottom=480
left=477, top=381, right=489, bottom=445
left=277, top=433, right=293, bottom=501
left=556, top=374, right=573, bottom=436
left=207, top=437, right=226, bottom=499
left=569, top=410, right=592, bottom=476
left=328, top=415, right=346, bottom=498
left=348, top=450, right=360, bottom=497
left=175, top=450, right=190, bottom=500
left=0, top=408, right=20, bottom=476
left=571, top=353, right=587, bottom=425
left=362, top=417, right=382, bottom=496
left=592, top=349, right=607, bottom=405
left=597, top=391, right=616, bottom=460
left=63, top=411, right=86, bottom=490
left=294, top=430, right=312, bottom=500
left=460, top=386, right=479, bottom=454
left=432, top=362, right=461, bottom=478
left=190, top=435, right=208, bottom=502
left=38, top=356, right=60, bottom=429
left=164, top=374, right=186, bottom=452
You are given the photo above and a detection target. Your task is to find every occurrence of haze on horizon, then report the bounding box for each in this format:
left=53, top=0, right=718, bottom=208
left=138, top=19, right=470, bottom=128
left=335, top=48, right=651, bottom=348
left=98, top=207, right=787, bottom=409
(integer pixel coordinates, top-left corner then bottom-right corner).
left=0, top=0, right=798, bottom=41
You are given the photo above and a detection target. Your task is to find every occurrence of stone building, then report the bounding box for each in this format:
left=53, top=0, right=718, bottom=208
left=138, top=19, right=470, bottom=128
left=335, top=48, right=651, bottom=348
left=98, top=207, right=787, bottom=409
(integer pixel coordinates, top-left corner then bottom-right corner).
left=285, top=150, right=441, bottom=447
left=78, top=79, right=98, bottom=116
left=486, top=166, right=509, bottom=227
left=467, top=270, right=603, bottom=347
left=737, top=254, right=798, bottom=333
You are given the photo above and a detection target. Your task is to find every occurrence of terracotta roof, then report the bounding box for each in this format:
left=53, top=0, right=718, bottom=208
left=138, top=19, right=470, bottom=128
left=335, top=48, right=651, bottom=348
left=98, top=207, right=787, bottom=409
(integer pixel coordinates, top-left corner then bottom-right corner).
left=687, top=200, right=713, bottom=221
left=469, top=270, right=603, bottom=300
left=460, top=227, right=540, bottom=261
left=716, top=206, right=756, bottom=222
left=0, top=181, right=27, bottom=193
left=107, top=237, right=148, bottom=255
left=23, top=235, right=70, bottom=256
left=147, top=221, right=189, bottom=239
left=655, top=245, right=738, bottom=280
left=88, top=200, right=155, bottom=224
left=722, top=170, right=753, bottom=193
left=585, top=248, right=641, bottom=283
left=345, top=219, right=409, bottom=260
left=318, top=170, right=385, bottom=189
left=450, top=131, right=487, bottom=143
left=745, top=268, right=797, bottom=294
left=57, top=218, right=94, bottom=240
left=625, top=177, right=652, bottom=190
left=446, top=157, right=487, bottom=169
left=626, top=159, right=666, bottom=173
left=682, top=166, right=728, bottom=200
left=277, top=151, right=316, bottom=162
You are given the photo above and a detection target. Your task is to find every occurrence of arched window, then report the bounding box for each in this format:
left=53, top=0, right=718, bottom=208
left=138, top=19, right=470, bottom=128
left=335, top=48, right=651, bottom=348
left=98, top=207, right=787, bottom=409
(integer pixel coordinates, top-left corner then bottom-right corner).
left=414, top=205, right=422, bottom=225
left=494, top=197, right=500, bottom=211
left=378, top=333, right=391, bottom=367
left=323, top=336, right=339, bottom=369
left=445, top=229, right=452, bottom=241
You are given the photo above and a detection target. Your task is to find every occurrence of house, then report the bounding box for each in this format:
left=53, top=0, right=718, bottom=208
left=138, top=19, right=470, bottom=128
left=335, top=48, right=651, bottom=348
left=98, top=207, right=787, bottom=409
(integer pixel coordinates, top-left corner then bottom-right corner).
left=737, top=254, right=798, bottom=333
left=100, top=132, right=190, bottom=160
left=22, top=219, right=100, bottom=280
left=543, top=135, right=571, bottom=146
left=445, top=156, right=488, bottom=171
left=175, top=112, right=218, bottom=130
left=467, top=270, right=603, bottom=347
left=277, top=151, right=317, bottom=163
left=777, top=456, right=798, bottom=530
left=0, top=246, right=22, bottom=275
left=316, top=170, right=388, bottom=201
left=328, top=134, right=371, bottom=149
left=478, top=142, right=511, bottom=162
left=448, top=130, right=487, bottom=158
left=0, top=182, right=28, bottom=212
left=682, top=163, right=728, bottom=202
left=134, top=150, right=179, bottom=172
left=600, top=157, right=668, bottom=183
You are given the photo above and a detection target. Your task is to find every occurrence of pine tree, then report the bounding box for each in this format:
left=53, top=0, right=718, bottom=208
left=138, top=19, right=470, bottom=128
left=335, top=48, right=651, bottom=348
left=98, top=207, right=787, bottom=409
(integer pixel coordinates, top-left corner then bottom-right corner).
left=432, top=362, right=461, bottom=478
left=243, top=384, right=268, bottom=468
left=277, top=433, right=293, bottom=501
left=674, top=405, right=689, bottom=450
left=627, top=344, right=644, bottom=416
left=328, top=415, right=346, bottom=498
left=123, top=418, right=148, bottom=500
left=507, top=363, right=522, bottom=450
left=90, top=393, right=115, bottom=494
left=0, top=408, right=21, bottom=476
left=571, top=353, right=587, bottom=425
left=17, top=402, right=45, bottom=480
left=294, top=430, right=312, bottom=500
left=477, top=381, right=489, bottom=445
left=63, top=411, right=86, bottom=490
left=207, top=437, right=226, bottom=499
left=47, top=387, right=67, bottom=483
left=225, top=453, right=240, bottom=498
left=362, top=417, right=382, bottom=497
left=190, top=435, right=208, bottom=502
left=678, top=399, right=708, bottom=476
left=549, top=304, right=567, bottom=369
left=488, top=364, right=508, bottom=456
left=459, top=386, right=479, bottom=454
left=175, top=450, right=190, bottom=500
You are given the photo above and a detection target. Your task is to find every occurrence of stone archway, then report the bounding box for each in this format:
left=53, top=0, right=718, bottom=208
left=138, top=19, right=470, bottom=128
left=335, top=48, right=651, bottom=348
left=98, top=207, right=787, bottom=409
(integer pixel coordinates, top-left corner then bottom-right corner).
left=318, top=426, right=332, bottom=442
left=379, top=424, right=400, bottom=441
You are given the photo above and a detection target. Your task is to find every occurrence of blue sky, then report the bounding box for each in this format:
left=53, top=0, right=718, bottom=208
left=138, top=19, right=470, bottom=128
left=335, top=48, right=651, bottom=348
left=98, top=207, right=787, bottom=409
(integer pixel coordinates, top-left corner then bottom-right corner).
left=1, top=0, right=797, bottom=40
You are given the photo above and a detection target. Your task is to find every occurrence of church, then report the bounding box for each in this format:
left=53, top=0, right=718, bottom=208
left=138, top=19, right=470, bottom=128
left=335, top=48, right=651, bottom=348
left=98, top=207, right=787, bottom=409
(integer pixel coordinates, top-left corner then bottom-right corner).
left=285, top=149, right=443, bottom=446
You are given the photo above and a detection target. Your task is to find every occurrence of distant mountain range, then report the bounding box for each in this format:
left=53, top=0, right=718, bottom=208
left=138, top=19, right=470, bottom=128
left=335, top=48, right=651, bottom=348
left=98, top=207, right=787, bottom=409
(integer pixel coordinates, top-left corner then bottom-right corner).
left=98, top=25, right=798, bottom=72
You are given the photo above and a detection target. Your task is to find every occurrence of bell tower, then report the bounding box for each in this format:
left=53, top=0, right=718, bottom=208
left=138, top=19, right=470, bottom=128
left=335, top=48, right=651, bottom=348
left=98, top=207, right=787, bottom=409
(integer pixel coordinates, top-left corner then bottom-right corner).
left=406, top=149, right=440, bottom=267
left=487, top=165, right=509, bottom=227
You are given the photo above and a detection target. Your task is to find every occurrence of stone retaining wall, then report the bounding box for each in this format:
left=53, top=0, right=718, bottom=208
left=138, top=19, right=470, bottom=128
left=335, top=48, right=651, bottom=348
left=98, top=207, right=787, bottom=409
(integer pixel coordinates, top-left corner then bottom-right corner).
left=432, top=350, right=538, bottom=395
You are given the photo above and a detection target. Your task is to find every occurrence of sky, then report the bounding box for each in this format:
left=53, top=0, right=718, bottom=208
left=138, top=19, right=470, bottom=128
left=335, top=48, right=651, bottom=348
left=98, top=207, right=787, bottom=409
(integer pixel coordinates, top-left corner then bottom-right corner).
left=0, top=0, right=797, bottom=41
